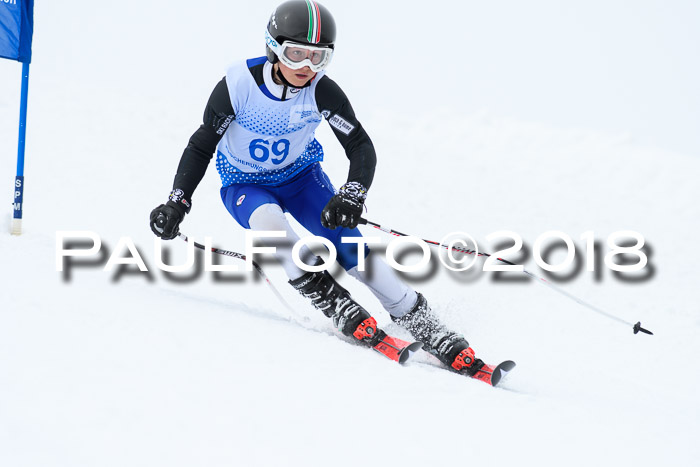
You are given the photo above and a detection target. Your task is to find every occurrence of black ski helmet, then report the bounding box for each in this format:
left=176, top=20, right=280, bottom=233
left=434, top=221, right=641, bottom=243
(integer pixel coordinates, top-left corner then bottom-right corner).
left=266, top=0, right=337, bottom=64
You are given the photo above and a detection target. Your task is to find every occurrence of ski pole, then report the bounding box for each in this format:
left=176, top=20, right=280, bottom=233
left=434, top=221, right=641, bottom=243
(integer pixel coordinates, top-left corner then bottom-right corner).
left=176, top=232, right=301, bottom=319
left=358, top=218, right=653, bottom=336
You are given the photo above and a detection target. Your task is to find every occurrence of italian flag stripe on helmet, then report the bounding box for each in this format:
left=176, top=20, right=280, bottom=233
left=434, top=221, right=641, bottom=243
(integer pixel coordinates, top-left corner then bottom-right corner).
left=306, top=0, right=322, bottom=44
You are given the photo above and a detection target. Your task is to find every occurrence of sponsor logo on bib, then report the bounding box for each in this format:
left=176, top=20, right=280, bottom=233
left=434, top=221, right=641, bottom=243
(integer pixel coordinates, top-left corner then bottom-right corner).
left=289, top=105, right=320, bottom=126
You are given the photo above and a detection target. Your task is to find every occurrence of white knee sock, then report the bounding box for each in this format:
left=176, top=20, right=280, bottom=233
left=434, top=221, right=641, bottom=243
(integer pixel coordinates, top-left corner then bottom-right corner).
left=247, top=203, right=315, bottom=281
left=348, top=252, right=418, bottom=318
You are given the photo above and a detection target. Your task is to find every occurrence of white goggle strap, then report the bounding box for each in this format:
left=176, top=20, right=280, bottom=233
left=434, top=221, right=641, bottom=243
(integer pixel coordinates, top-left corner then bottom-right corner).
left=265, top=29, right=283, bottom=58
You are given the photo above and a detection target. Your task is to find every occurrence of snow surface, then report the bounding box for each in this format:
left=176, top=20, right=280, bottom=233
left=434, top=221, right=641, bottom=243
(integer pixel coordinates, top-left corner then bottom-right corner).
left=2, top=1, right=700, bottom=466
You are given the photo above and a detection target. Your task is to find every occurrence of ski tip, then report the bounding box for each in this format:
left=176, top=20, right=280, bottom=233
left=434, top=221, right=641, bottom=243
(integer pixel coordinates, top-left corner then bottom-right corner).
left=633, top=321, right=654, bottom=335
left=490, top=360, right=516, bottom=387
left=398, top=341, right=424, bottom=364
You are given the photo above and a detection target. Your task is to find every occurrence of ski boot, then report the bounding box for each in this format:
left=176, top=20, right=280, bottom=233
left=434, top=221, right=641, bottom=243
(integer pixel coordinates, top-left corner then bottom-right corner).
left=289, top=270, right=381, bottom=345
left=391, top=293, right=485, bottom=376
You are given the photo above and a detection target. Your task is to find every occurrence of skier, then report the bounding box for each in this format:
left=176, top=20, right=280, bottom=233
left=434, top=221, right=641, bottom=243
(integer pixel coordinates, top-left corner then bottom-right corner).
left=149, top=0, right=485, bottom=376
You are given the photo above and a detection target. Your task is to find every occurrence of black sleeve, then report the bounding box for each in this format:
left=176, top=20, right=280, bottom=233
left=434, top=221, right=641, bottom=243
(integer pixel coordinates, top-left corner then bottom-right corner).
left=315, top=75, right=377, bottom=190
left=172, top=77, right=235, bottom=200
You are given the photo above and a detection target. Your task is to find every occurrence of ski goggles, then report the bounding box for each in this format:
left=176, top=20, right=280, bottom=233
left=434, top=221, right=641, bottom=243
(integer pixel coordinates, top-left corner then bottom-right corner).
left=266, top=31, right=333, bottom=72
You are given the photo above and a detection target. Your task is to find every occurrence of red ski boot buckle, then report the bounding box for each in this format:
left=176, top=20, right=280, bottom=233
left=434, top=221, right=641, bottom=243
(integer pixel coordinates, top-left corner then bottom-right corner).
left=353, top=317, right=378, bottom=341
left=451, top=347, right=476, bottom=372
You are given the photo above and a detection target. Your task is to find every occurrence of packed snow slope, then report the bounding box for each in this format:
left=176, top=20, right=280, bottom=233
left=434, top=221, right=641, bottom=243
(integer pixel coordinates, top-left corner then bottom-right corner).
left=2, top=1, right=699, bottom=467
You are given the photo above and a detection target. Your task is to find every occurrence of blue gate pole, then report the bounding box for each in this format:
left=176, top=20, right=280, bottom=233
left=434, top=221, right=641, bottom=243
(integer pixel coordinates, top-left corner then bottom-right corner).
left=11, top=62, right=30, bottom=235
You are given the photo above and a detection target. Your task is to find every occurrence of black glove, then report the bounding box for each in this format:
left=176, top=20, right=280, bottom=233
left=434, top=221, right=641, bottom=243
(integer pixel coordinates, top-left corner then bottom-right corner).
left=149, top=189, right=191, bottom=240
left=321, top=182, right=367, bottom=230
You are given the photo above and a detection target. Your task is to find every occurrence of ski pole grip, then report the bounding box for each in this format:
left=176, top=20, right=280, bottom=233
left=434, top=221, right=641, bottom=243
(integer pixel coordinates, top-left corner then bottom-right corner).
left=358, top=217, right=368, bottom=225
left=153, top=213, right=167, bottom=235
